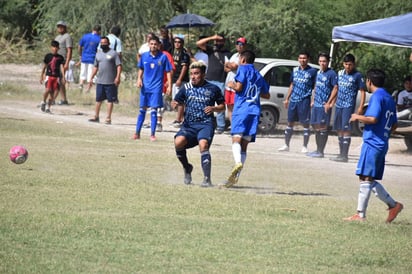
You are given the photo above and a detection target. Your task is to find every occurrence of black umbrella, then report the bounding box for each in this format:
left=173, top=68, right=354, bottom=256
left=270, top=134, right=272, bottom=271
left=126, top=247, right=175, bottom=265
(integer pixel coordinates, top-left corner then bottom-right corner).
left=166, top=13, right=215, bottom=44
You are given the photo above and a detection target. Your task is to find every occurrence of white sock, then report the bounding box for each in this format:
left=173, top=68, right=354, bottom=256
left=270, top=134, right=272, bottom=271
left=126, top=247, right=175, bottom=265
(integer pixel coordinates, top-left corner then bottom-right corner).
left=232, top=142, right=241, bottom=164
left=371, top=181, right=396, bottom=208
left=357, top=182, right=372, bottom=218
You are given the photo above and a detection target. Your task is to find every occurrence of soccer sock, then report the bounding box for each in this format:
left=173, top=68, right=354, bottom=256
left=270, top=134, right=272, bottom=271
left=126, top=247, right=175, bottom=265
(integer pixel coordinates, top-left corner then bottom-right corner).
left=232, top=142, right=242, bottom=164
left=319, top=130, right=328, bottom=154
left=357, top=182, right=372, bottom=218
left=371, top=181, right=396, bottom=208
left=135, top=108, right=146, bottom=133
left=241, top=151, right=247, bottom=165
left=150, top=108, right=157, bottom=136
left=176, top=148, right=190, bottom=171
left=285, top=127, right=293, bottom=146
left=201, top=150, right=211, bottom=179
left=338, top=136, right=343, bottom=156
left=303, top=128, right=310, bottom=147
left=342, top=136, right=351, bottom=158
left=315, top=131, right=321, bottom=151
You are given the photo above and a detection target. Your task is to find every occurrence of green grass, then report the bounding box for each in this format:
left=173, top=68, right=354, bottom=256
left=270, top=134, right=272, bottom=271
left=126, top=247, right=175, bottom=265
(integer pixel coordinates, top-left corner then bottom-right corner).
left=1, top=85, right=411, bottom=273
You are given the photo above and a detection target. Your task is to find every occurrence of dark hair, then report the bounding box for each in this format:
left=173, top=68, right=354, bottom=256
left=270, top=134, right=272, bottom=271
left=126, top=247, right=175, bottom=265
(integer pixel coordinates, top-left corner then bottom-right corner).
left=101, top=36, right=110, bottom=44
left=110, top=26, right=121, bottom=36
left=366, top=69, right=385, bottom=87
left=343, top=53, right=355, bottom=63
left=93, top=25, right=101, bottom=32
left=149, top=35, right=160, bottom=44
left=240, top=50, right=255, bottom=64
left=298, top=51, right=310, bottom=59
left=51, top=40, right=59, bottom=48
left=404, top=75, right=412, bottom=83
left=318, top=52, right=330, bottom=61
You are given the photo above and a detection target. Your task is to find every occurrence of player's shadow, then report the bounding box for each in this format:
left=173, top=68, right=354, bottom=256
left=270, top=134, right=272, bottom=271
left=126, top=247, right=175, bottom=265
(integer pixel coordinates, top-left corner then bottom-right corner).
left=229, top=185, right=330, bottom=197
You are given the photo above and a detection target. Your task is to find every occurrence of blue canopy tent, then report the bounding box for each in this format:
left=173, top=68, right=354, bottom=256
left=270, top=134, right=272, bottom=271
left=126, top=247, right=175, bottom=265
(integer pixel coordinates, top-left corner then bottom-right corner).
left=329, top=12, right=412, bottom=65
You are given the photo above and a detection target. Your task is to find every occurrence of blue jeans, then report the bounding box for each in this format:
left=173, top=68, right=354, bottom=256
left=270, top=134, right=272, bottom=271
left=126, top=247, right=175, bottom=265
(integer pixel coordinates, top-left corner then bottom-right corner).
left=208, top=80, right=226, bottom=130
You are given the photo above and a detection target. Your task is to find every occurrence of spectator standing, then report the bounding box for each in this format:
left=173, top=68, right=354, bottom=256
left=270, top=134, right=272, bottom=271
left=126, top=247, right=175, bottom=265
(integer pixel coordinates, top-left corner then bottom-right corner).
left=172, top=62, right=225, bottom=187
left=159, top=26, right=173, bottom=53
left=133, top=36, right=172, bottom=141
left=344, top=68, right=403, bottom=222
left=55, top=20, right=73, bottom=105
left=396, top=76, right=412, bottom=119
left=192, top=36, right=208, bottom=69
left=307, top=53, right=338, bottom=158
left=107, top=26, right=122, bottom=61
left=278, top=51, right=317, bottom=153
left=330, top=54, right=366, bottom=162
left=78, top=25, right=101, bottom=90
left=87, top=37, right=122, bottom=124
left=196, top=34, right=231, bottom=134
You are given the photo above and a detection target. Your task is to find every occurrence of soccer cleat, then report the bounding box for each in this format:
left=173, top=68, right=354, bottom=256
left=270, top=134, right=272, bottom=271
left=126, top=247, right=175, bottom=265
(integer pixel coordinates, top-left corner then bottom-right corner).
left=225, top=163, right=243, bottom=188
left=343, top=213, right=366, bottom=221
left=200, top=177, right=212, bottom=187
left=45, top=109, right=51, bottom=114
left=132, top=133, right=140, bottom=140
left=184, top=164, right=193, bottom=185
left=88, top=117, right=100, bottom=123
left=278, top=144, right=289, bottom=152
left=40, top=102, right=46, bottom=112
left=301, top=146, right=308, bottom=153
left=307, top=151, right=324, bottom=158
left=386, top=202, right=403, bottom=223
left=58, top=100, right=69, bottom=105
left=156, top=123, right=163, bottom=132
left=150, top=135, right=157, bottom=142
left=330, top=155, right=348, bottom=162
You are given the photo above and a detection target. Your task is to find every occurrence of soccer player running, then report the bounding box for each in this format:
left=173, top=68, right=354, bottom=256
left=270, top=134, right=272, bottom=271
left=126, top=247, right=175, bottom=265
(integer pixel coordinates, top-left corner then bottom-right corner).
left=307, top=53, right=338, bottom=158
left=344, top=69, right=403, bottom=222
left=222, top=50, right=270, bottom=188
left=330, top=54, right=366, bottom=162
left=172, top=62, right=225, bottom=187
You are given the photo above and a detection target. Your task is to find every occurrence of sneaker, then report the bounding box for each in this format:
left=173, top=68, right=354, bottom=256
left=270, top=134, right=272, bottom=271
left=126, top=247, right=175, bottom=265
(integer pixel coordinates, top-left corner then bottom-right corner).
left=40, top=102, right=46, bottom=112
left=200, top=177, right=212, bottom=187
left=132, top=133, right=140, bottom=140
left=143, top=123, right=150, bottom=129
left=170, top=120, right=182, bottom=128
left=330, top=155, right=348, bottom=162
left=278, top=145, right=289, bottom=152
left=301, top=146, right=308, bottom=153
left=184, top=164, right=193, bottom=185
left=150, top=135, right=156, bottom=142
left=45, top=109, right=51, bottom=114
left=386, top=202, right=403, bottom=223
left=215, top=128, right=224, bottom=134
left=88, top=117, right=100, bottom=123
left=307, top=151, right=324, bottom=158
left=58, top=100, right=69, bottom=105
left=343, top=213, right=366, bottom=221
left=156, top=123, right=163, bottom=132
left=224, top=163, right=243, bottom=188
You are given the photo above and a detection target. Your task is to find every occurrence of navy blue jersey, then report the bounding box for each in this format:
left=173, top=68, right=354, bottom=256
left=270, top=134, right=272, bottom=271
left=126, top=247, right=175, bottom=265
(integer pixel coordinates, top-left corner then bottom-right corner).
left=290, top=65, right=317, bottom=102
left=175, top=81, right=225, bottom=124
left=336, top=69, right=365, bottom=108
left=314, top=68, right=338, bottom=107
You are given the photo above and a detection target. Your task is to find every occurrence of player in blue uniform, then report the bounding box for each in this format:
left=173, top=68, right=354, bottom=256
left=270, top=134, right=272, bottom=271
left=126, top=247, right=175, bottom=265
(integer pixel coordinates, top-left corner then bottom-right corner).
left=172, top=62, right=225, bottom=187
left=307, top=53, right=338, bottom=158
left=278, top=51, right=317, bottom=153
left=221, top=50, right=270, bottom=188
left=133, top=35, right=172, bottom=141
left=330, top=54, right=366, bottom=162
left=344, top=69, right=403, bottom=222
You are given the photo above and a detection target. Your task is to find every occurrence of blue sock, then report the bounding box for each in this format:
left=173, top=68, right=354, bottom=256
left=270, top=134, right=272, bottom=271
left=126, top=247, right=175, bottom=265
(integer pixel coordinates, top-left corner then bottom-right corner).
left=303, top=128, right=310, bottom=147
left=150, top=108, right=157, bottom=136
left=176, top=149, right=190, bottom=171
left=201, top=151, right=211, bottom=179
left=285, top=127, right=293, bottom=146
left=135, top=108, right=146, bottom=133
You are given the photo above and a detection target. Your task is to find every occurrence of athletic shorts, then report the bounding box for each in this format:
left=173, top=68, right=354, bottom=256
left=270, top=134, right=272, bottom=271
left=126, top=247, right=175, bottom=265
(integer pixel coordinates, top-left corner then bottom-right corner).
left=79, top=63, right=94, bottom=81
left=175, top=122, right=214, bottom=149
left=140, top=91, right=163, bottom=108
left=96, top=84, right=118, bottom=103
left=225, top=89, right=235, bottom=105
left=311, top=106, right=331, bottom=126
left=356, top=143, right=386, bottom=180
left=287, top=97, right=311, bottom=124
left=333, top=107, right=354, bottom=131
left=231, top=113, right=259, bottom=143
left=45, top=76, right=60, bottom=92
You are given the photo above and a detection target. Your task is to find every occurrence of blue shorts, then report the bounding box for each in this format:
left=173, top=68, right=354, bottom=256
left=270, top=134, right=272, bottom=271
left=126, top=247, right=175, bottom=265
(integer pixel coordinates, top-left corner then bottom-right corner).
left=356, top=144, right=386, bottom=180
left=175, top=122, right=214, bottom=149
left=140, top=91, right=163, bottom=108
left=288, top=97, right=311, bottom=124
left=96, top=84, right=118, bottom=102
left=333, top=107, right=354, bottom=131
left=311, top=106, right=331, bottom=126
left=231, top=113, right=259, bottom=142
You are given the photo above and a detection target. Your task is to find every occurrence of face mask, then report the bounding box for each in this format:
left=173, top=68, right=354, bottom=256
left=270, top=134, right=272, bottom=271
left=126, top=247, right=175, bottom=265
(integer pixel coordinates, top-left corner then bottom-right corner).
left=214, top=43, right=224, bottom=50
left=101, top=45, right=110, bottom=51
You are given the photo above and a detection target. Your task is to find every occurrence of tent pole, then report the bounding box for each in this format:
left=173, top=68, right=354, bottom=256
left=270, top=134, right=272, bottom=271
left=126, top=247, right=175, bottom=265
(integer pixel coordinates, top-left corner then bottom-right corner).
left=329, top=42, right=335, bottom=68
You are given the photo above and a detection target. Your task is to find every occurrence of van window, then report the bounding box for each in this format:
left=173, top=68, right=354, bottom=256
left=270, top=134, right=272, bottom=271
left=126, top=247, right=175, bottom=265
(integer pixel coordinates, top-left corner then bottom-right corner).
left=264, top=66, right=293, bottom=87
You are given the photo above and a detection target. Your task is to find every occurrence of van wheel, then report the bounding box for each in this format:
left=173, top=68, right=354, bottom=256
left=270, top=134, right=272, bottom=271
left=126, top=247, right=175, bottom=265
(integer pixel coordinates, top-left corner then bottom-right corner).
left=259, top=106, right=278, bottom=134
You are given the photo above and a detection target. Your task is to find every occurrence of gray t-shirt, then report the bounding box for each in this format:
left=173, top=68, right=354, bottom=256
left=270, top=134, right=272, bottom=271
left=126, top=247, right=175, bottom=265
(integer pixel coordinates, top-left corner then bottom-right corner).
left=94, top=49, right=121, bottom=85
left=55, top=33, right=73, bottom=59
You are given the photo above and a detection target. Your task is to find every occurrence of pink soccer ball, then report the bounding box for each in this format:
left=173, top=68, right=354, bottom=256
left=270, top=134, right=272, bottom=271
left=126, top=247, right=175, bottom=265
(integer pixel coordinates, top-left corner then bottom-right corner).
left=9, top=145, right=28, bottom=164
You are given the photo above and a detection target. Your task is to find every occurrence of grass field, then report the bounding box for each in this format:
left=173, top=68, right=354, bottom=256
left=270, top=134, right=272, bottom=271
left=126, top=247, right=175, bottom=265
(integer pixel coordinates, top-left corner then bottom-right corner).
left=1, top=73, right=412, bottom=273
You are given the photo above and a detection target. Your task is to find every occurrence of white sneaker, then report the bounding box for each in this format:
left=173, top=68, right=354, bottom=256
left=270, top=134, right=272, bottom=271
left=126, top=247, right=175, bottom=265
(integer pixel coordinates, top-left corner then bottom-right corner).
left=278, top=145, right=289, bottom=152
left=301, top=146, right=308, bottom=153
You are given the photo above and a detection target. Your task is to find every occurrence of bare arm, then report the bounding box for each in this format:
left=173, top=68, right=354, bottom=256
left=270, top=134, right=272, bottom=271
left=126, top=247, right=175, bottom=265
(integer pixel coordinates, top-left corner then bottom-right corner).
left=283, top=82, right=294, bottom=108
left=357, top=88, right=366, bottom=114
left=114, top=64, right=122, bottom=86
left=137, top=69, right=143, bottom=88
